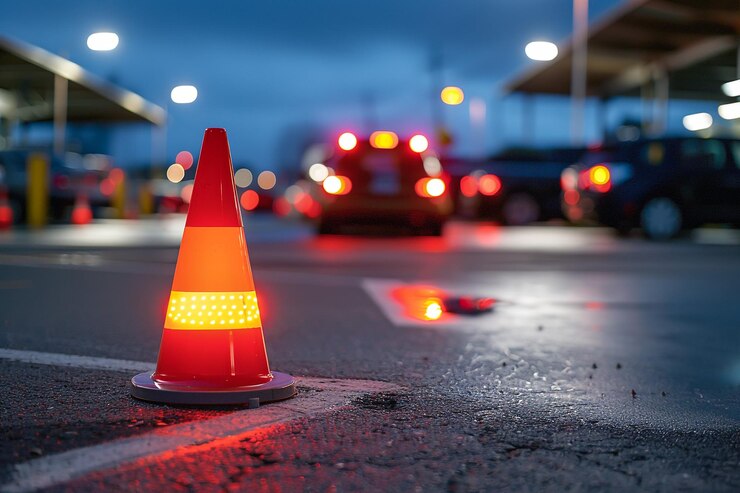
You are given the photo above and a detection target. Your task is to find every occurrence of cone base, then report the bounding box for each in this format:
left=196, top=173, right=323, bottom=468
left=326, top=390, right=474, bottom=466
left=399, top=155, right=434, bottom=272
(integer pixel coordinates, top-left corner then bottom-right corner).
left=130, top=370, right=296, bottom=406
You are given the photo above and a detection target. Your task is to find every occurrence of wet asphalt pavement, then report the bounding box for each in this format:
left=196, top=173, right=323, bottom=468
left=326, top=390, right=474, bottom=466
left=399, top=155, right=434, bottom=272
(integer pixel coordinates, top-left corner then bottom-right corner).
left=1, top=218, right=739, bottom=491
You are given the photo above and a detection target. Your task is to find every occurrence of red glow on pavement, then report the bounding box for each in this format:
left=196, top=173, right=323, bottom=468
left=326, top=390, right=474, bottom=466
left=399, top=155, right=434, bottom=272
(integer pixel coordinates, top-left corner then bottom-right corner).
left=391, top=285, right=450, bottom=322
left=460, top=176, right=478, bottom=197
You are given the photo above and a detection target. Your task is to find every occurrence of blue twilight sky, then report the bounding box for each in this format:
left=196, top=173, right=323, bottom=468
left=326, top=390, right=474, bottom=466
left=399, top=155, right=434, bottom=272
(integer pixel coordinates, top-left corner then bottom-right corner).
left=0, top=0, right=720, bottom=170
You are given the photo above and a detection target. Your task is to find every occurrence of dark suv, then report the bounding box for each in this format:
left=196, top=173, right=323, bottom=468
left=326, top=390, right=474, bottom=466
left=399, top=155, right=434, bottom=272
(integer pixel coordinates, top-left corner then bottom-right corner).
left=561, top=138, right=740, bottom=239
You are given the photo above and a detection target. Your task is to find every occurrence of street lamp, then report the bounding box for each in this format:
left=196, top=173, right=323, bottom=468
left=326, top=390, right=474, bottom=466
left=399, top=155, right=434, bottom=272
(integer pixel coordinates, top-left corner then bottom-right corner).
left=525, top=41, right=558, bottom=61
left=155, top=85, right=198, bottom=168
left=170, top=85, right=198, bottom=104
left=440, top=86, right=464, bottom=105
left=54, top=32, right=121, bottom=155
left=86, top=32, right=119, bottom=51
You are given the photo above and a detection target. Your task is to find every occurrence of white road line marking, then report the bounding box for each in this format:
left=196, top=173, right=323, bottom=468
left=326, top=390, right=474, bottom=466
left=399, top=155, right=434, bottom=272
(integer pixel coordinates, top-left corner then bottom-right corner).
left=0, top=254, right=360, bottom=286
left=0, top=349, right=401, bottom=493
left=0, top=348, right=153, bottom=373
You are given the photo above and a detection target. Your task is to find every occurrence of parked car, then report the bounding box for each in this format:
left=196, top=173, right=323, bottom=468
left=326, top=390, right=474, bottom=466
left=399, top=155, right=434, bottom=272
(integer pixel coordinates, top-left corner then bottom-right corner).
left=446, top=149, right=579, bottom=224
left=0, top=149, right=113, bottom=223
left=560, top=137, right=740, bottom=239
left=316, top=131, right=453, bottom=235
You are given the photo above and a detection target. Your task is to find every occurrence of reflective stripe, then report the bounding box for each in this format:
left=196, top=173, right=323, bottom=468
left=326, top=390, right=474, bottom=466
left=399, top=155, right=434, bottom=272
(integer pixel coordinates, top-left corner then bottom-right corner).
left=164, top=290, right=261, bottom=330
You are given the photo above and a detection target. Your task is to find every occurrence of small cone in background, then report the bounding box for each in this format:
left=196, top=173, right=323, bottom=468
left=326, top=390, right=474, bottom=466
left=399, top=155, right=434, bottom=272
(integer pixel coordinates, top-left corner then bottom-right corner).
left=70, top=192, right=93, bottom=225
left=0, top=186, right=13, bottom=230
left=130, top=128, right=296, bottom=406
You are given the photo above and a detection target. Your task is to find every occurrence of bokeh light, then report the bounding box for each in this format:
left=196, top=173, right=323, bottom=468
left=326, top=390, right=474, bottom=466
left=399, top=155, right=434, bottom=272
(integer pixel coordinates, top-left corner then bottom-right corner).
left=308, top=163, right=329, bottom=182
left=478, top=174, right=501, bottom=196
left=176, top=151, right=194, bottom=170
left=240, top=190, right=260, bottom=211
left=409, top=134, right=429, bottom=153
left=257, top=170, right=277, bottom=190
left=338, top=132, right=358, bottom=151
left=370, top=131, right=398, bottom=149
left=166, top=163, right=185, bottom=183
left=425, top=178, right=446, bottom=197
left=440, top=86, right=464, bottom=105
left=460, top=176, right=478, bottom=197
left=181, top=183, right=194, bottom=204
left=234, top=168, right=253, bottom=188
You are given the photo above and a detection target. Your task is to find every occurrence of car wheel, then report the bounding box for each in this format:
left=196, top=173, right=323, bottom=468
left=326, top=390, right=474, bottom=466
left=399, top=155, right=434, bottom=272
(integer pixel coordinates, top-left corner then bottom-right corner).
left=502, top=193, right=540, bottom=225
left=426, top=222, right=444, bottom=237
left=640, top=197, right=682, bottom=240
left=317, top=220, right=337, bottom=235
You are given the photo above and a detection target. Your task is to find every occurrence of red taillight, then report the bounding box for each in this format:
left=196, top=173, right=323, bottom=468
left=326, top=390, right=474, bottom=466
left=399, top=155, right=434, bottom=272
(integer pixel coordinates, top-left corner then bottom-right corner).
left=323, top=175, right=352, bottom=195
left=478, top=174, right=501, bottom=196
left=415, top=177, right=445, bottom=198
left=460, top=175, right=478, bottom=197
left=338, top=132, right=357, bottom=151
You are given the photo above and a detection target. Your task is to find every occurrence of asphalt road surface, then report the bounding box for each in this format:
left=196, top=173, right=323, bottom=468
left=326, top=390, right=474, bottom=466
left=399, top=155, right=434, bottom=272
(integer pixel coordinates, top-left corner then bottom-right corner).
left=1, top=218, right=739, bottom=492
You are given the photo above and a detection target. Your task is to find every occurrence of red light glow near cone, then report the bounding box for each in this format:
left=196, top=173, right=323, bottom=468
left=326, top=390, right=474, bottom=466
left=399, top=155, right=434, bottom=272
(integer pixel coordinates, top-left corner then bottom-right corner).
left=130, top=128, right=296, bottom=405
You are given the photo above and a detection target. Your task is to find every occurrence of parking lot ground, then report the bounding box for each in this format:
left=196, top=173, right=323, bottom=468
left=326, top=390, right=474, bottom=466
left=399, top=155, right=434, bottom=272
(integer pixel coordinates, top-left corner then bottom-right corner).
left=1, top=219, right=739, bottom=491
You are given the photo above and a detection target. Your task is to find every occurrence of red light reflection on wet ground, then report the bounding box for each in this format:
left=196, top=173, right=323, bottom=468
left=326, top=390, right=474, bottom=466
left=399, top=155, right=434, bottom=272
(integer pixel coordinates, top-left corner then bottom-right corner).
left=391, top=285, right=450, bottom=322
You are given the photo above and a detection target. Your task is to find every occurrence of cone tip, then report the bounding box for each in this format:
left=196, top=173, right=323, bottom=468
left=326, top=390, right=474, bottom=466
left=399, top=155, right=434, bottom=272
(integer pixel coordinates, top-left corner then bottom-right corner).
left=205, top=128, right=227, bottom=136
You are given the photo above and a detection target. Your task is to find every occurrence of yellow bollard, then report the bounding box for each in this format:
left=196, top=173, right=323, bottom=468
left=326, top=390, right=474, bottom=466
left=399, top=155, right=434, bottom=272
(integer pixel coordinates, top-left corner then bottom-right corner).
left=26, top=153, right=49, bottom=228
left=138, top=182, right=155, bottom=216
left=112, top=172, right=126, bottom=219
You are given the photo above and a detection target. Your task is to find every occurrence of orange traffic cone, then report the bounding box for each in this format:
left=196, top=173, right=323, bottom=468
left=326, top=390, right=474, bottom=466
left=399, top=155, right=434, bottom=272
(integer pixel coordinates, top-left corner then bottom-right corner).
left=70, top=192, right=93, bottom=225
left=131, top=128, right=296, bottom=405
left=0, top=186, right=13, bottom=230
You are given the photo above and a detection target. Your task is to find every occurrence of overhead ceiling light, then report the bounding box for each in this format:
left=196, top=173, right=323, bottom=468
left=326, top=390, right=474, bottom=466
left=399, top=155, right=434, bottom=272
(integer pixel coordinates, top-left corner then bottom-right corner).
left=718, top=102, right=740, bottom=120
left=682, top=112, right=713, bottom=131
left=721, top=79, right=740, bottom=98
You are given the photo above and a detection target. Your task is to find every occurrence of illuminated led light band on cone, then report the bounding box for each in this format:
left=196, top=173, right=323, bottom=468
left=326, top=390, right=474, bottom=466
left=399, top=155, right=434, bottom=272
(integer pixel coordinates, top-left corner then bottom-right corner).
left=130, top=128, right=296, bottom=405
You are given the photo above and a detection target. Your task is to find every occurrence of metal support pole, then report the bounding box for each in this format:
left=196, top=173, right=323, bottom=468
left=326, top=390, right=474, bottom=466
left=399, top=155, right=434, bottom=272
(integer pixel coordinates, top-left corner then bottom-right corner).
left=522, top=93, right=533, bottom=145
left=469, top=97, right=487, bottom=157
left=641, top=77, right=654, bottom=135
left=570, top=0, right=589, bottom=145
left=53, top=74, right=68, bottom=156
left=652, top=69, right=669, bottom=136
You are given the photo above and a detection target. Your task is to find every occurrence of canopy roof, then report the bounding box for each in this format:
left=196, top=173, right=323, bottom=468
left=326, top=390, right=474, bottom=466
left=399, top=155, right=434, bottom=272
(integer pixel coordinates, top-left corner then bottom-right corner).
left=504, top=0, right=740, bottom=101
left=0, top=36, right=165, bottom=125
